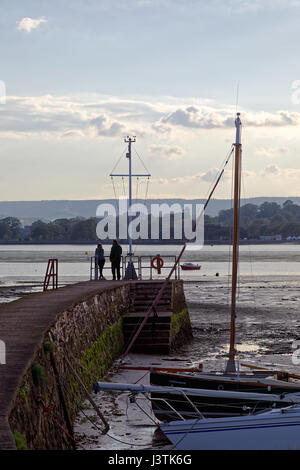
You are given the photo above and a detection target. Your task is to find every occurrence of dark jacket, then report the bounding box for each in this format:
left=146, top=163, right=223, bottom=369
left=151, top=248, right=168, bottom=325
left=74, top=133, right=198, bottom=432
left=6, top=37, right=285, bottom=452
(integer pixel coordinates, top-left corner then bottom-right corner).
left=95, top=247, right=105, bottom=261
left=110, top=243, right=122, bottom=263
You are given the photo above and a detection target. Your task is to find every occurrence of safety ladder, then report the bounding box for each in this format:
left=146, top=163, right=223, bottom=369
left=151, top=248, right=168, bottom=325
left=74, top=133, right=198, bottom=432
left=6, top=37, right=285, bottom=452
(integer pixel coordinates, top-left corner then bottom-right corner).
left=43, top=259, right=58, bottom=291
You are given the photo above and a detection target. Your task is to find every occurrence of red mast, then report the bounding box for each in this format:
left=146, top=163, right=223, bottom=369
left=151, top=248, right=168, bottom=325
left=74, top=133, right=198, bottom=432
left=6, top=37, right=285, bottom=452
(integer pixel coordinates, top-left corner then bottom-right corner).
left=226, top=112, right=242, bottom=373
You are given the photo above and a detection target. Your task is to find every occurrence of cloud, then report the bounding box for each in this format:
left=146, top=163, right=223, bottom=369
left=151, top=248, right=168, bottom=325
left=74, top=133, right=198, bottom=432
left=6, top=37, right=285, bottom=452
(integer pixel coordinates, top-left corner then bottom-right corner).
left=263, top=164, right=282, bottom=176
left=2, top=93, right=300, bottom=141
left=152, top=168, right=232, bottom=185
left=150, top=144, right=185, bottom=160
left=161, top=106, right=300, bottom=130
left=90, top=115, right=124, bottom=137
left=256, top=147, right=288, bottom=158
left=17, top=17, right=48, bottom=33
left=161, top=106, right=226, bottom=129
left=262, top=164, right=300, bottom=178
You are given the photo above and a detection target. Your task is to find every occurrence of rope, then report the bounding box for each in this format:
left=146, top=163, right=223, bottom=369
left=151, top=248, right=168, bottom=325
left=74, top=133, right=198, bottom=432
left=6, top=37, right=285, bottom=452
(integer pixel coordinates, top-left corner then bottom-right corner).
left=134, top=147, right=151, bottom=175
left=111, top=176, right=117, bottom=201
left=122, top=177, right=126, bottom=197
left=144, top=177, right=150, bottom=205
left=135, top=177, right=139, bottom=201
left=57, top=371, right=153, bottom=448
left=42, top=405, right=86, bottom=450
left=110, top=148, right=126, bottom=174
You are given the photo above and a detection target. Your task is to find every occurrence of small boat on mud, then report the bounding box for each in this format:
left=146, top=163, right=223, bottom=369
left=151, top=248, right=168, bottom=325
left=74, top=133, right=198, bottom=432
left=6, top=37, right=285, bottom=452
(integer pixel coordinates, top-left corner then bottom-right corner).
left=180, top=263, right=201, bottom=271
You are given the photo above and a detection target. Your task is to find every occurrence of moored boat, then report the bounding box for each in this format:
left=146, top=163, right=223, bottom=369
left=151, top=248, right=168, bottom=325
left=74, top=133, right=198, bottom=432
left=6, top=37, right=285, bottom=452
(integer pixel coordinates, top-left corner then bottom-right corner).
left=160, top=405, right=300, bottom=450
left=93, top=381, right=300, bottom=422
left=150, top=368, right=300, bottom=421
left=180, top=263, right=201, bottom=271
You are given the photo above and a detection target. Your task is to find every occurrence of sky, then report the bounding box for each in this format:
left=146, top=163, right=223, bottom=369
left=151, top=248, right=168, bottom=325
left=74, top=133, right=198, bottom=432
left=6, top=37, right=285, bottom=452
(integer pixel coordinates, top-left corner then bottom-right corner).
left=1, top=0, right=300, bottom=201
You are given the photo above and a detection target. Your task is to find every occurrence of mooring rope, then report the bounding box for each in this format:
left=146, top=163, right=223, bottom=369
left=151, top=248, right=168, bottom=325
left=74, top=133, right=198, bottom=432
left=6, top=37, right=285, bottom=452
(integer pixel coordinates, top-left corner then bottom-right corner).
left=42, top=405, right=86, bottom=450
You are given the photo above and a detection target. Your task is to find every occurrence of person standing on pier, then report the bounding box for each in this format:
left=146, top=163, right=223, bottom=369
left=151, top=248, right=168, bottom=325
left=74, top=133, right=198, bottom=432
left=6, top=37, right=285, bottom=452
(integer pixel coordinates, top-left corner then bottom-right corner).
left=110, top=240, right=122, bottom=280
left=95, top=243, right=105, bottom=279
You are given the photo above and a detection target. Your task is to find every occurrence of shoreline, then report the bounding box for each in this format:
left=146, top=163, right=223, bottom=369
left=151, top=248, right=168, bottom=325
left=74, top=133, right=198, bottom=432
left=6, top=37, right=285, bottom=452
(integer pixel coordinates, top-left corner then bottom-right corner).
left=0, top=240, right=298, bottom=246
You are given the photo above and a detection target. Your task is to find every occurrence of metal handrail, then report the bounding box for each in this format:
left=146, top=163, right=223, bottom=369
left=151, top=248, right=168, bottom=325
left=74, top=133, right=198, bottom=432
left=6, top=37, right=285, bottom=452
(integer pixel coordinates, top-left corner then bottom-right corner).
left=90, top=255, right=125, bottom=280
left=90, top=255, right=181, bottom=280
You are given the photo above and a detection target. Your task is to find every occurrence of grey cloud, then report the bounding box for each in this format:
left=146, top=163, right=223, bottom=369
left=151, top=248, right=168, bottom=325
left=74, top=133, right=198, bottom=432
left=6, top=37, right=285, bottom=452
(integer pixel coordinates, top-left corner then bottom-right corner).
left=0, top=97, right=125, bottom=138
left=150, top=144, right=185, bottom=160
left=90, top=115, right=124, bottom=136
left=1, top=95, right=300, bottom=141
left=161, top=106, right=300, bottom=130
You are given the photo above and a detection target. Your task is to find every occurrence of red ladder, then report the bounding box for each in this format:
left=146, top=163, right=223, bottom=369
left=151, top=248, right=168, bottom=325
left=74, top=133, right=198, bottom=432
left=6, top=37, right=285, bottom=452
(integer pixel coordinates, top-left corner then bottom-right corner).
left=43, top=259, right=58, bottom=291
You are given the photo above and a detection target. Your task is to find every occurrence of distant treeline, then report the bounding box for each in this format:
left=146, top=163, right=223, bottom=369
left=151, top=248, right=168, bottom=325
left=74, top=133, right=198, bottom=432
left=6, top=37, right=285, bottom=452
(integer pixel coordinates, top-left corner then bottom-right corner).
left=0, top=199, right=300, bottom=242
left=205, top=199, right=300, bottom=241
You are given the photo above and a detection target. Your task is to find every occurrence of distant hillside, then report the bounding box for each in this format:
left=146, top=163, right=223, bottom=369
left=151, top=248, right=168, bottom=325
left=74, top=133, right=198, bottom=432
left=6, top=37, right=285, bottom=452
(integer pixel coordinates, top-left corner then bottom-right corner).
left=0, top=197, right=299, bottom=225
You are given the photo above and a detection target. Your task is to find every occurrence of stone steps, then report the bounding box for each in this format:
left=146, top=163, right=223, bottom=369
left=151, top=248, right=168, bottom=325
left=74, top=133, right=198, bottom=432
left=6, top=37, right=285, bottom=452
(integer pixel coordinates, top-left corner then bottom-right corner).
left=123, top=281, right=173, bottom=354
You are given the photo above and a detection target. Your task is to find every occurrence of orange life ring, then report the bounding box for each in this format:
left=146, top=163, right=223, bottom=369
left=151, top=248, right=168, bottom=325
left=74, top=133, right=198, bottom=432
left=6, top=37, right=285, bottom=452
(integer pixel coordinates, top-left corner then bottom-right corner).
left=151, top=256, right=164, bottom=273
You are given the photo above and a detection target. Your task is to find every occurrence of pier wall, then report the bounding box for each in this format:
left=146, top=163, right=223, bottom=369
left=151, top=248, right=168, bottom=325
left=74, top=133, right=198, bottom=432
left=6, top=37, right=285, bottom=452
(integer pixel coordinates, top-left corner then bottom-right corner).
left=170, top=281, right=193, bottom=349
left=8, top=284, right=130, bottom=450
left=1, top=280, right=191, bottom=450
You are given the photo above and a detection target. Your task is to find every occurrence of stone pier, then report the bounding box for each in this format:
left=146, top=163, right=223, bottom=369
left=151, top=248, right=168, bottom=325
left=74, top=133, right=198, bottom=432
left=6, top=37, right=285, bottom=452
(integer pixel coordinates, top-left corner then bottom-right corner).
left=0, top=280, right=191, bottom=450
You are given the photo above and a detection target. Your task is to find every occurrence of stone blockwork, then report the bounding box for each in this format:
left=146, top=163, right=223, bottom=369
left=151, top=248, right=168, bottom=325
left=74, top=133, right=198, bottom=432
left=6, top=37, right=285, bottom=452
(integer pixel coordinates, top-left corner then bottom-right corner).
left=170, top=280, right=193, bottom=349
left=8, top=284, right=130, bottom=450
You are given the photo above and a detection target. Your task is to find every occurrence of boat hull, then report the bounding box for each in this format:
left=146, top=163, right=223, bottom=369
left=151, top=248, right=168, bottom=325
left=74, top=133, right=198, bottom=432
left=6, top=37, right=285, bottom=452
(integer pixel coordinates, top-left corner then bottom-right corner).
left=160, top=406, right=300, bottom=450
left=180, top=265, right=201, bottom=270
left=150, top=371, right=300, bottom=421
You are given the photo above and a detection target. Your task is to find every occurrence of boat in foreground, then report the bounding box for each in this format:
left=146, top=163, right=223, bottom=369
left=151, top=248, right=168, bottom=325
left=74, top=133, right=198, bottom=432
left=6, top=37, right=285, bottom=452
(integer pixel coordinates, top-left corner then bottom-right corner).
left=93, top=380, right=300, bottom=421
left=160, top=405, right=300, bottom=450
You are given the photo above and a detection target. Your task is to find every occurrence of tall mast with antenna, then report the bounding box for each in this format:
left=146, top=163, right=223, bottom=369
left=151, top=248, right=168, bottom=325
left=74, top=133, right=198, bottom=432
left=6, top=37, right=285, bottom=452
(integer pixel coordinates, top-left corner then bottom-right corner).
left=125, top=135, right=135, bottom=269
left=226, top=112, right=242, bottom=373
left=110, top=136, right=151, bottom=279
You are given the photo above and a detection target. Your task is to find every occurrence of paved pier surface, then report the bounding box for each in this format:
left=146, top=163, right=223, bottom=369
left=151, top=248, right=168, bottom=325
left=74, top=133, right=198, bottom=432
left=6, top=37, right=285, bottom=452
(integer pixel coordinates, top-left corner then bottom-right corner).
left=0, top=280, right=126, bottom=450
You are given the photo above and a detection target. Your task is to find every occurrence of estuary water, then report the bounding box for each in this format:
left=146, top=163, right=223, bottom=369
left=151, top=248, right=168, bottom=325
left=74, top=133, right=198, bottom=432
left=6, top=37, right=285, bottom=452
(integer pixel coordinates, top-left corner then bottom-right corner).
left=1, top=243, right=300, bottom=296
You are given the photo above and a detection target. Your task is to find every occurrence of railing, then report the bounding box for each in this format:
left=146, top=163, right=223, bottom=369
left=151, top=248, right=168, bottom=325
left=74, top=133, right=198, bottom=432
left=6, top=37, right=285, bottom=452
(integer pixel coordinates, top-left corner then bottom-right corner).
left=90, top=255, right=124, bottom=281
left=136, top=255, right=180, bottom=280
left=90, top=255, right=180, bottom=281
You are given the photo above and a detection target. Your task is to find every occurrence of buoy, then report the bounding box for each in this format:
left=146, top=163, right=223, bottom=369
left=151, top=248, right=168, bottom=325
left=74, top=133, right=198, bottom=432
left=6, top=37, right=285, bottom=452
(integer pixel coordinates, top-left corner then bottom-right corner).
left=151, top=255, right=164, bottom=274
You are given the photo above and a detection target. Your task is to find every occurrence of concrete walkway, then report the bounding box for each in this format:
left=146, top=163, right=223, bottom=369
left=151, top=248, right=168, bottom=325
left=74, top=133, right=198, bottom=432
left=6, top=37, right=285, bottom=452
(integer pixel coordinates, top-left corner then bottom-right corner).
left=0, top=280, right=127, bottom=450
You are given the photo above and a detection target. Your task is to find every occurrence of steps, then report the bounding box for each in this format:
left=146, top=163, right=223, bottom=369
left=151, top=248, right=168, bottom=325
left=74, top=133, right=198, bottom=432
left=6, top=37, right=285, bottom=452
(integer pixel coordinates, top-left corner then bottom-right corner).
left=123, top=281, right=173, bottom=354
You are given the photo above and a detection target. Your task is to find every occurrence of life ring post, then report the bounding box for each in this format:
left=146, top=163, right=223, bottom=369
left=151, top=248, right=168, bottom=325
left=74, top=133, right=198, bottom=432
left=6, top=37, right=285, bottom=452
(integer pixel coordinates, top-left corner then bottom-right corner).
left=151, top=254, right=164, bottom=275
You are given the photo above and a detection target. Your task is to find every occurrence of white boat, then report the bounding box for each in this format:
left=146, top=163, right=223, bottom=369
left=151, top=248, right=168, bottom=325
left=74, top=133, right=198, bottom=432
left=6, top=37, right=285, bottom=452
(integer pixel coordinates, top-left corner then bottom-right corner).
left=160, top=405, right=300, bottom=450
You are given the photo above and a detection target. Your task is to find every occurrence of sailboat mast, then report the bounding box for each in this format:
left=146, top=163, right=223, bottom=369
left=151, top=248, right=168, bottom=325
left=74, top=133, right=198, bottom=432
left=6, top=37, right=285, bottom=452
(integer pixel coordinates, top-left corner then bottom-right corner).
left=227, top=113, right=242, bottom=372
